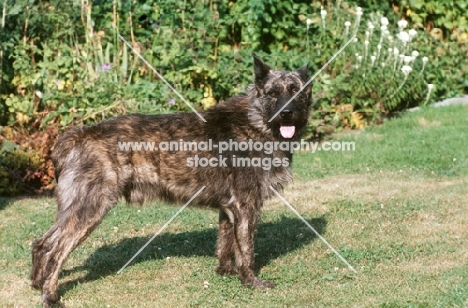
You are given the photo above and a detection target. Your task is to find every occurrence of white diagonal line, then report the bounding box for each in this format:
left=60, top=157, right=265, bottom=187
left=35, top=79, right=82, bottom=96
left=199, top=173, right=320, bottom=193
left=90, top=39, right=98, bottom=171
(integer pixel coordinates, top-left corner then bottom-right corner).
left=118, top=34, right=207, bottom=122
left=269, top=186, right=357, bottom=274
left=117, top=186, right=206, bottom=274
left=268, top=35, right=356, bottom=122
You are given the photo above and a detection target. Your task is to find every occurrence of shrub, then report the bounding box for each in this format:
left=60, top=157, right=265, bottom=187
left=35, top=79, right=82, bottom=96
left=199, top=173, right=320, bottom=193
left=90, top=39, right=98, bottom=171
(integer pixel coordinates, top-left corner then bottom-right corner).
left=0, top=125, right=56, bottom=195
left=2, top=1, right=459, bottom=130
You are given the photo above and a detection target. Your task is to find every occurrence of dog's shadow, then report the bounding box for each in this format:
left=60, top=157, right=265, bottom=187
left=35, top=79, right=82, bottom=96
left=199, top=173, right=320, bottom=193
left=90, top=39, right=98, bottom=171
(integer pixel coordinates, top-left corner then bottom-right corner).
left=59, top=215, right=327, bottom=295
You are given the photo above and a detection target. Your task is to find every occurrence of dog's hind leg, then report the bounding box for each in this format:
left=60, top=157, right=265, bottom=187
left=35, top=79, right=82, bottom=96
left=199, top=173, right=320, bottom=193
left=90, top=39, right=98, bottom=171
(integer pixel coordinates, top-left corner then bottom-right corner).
left=31, top=169, right=118, bottom=307
left=31, top=220, right=92, bottom=307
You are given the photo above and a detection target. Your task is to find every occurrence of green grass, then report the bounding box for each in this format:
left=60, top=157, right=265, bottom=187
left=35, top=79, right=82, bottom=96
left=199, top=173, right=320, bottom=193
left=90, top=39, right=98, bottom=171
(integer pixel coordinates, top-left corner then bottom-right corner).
left=294, top=105, right=468, bottom=179
left=1, top=106, right=467, bottom=307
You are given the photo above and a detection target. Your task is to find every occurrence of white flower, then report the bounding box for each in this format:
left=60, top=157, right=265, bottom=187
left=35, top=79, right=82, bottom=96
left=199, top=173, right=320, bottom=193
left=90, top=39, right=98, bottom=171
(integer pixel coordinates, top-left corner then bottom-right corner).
left=377, top=44, right=382, bottom=51
left=393, top=47, right=400, bottom=56
left=320, top=8, right=327, bottom=29
left=357, top=56, right=363, bottom=68
left=398, top=31, right=410, bottom=43
left=380, top=25, right=388, bottom=32
left=368, top=22, right=375, bottom=29
left=356, top=7, right=363, bottom=16
left=344, top=21, right=351, bottom=28
left=35, top=91, right=43, bottom=99
left=381, top=17, right=389, bottom=26
left=423, top=84, right=435, bottom=105
left=353, top=37, right=358, bottom=43
left=370, top=55, right=376, bottom=64
left=397, top=19, right=408, bottom=29
left=404, top=56, right=413, bottom=64
left=409, top=29, right=417, bottom=38
left=401, top=65, right=412, bottom=76
left=422, top=56, right=429, bottom=64
left=411, top=50, right=419, bottom=60
left=306, top=18, right=313, bottom=26
left=364, top=40, right=369, bottom=46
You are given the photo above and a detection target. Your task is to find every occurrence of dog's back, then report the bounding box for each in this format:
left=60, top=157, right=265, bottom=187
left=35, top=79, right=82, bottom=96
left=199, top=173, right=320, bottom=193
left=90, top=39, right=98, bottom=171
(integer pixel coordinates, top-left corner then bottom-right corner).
left=51, top=95, right=289, bottom=210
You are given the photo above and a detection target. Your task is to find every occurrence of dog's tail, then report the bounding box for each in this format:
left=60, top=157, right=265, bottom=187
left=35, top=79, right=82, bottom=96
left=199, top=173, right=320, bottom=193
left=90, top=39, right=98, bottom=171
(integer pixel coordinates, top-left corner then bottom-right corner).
left=51, top=126, right=90, bottom=182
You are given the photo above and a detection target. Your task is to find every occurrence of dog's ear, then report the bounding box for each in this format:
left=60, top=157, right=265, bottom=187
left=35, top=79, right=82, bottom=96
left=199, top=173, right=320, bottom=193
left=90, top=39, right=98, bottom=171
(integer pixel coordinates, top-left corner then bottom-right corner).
left=295, top=64, right=310, bottom=83
left=252, top=53, right=272, bottom=88
left=296, top=64, right=312, bottom=95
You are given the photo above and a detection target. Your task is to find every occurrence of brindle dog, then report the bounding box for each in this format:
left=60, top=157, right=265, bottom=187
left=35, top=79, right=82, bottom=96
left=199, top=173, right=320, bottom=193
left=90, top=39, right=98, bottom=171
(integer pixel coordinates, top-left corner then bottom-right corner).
left=31, top=54, right=312, bottom=307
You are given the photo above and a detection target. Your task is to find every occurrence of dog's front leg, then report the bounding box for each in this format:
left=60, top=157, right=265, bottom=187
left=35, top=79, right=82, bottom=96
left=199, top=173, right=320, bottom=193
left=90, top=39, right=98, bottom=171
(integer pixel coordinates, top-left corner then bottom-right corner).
left=232, top=205, right=275, bottom=289
left=216, top=209, right=237, bottom=275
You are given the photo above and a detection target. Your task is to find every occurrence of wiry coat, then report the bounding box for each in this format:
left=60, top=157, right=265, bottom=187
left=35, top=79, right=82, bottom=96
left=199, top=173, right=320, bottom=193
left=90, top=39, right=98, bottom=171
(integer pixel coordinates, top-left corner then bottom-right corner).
left=31, top=54, right=312, bottom=307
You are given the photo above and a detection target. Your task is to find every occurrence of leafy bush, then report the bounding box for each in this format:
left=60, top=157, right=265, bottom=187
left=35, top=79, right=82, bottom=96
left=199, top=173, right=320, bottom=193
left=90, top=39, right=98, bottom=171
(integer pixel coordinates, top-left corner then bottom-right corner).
left=1, top=0, right=465, bottom=128
left=0, top=125, right=56, bottom=195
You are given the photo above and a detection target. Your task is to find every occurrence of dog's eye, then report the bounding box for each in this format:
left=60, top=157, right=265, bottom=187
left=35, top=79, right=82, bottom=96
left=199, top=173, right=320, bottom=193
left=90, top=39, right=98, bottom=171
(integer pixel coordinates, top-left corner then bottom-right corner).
left=268, top=91, right=276, bottom=97
left=291, top=88, right=298, bottom=95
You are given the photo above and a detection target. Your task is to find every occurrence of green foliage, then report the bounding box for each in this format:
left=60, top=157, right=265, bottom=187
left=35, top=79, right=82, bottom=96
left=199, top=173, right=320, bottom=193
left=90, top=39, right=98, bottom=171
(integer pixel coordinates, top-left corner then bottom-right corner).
left=0, top=146, right=44, bottom=195
left=2, top=0, right=459, bottom=132
left=2, top=147, right=42, bottom=169
left=399, top=1, right=468, bottom=35
left=0, top=124, right=56, bottom=196
left=393, top=0, right=468, bottom=100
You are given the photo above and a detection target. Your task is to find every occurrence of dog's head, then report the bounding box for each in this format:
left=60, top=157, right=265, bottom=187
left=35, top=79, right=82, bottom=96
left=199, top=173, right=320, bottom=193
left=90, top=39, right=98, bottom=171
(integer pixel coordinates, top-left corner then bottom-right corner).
left=248, top=53, right=312, bottom=140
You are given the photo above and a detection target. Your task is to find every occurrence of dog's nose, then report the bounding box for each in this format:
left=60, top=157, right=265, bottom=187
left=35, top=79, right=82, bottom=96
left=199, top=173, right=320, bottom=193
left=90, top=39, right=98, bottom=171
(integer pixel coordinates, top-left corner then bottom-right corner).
left=280, top=109, right=293, bottom=119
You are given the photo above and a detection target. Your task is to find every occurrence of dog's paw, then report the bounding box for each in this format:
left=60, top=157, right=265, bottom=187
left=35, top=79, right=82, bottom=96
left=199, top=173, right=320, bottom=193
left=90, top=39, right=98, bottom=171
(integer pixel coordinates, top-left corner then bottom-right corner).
left=42, top=294, right=65, bottom=308
left=216, top=265, right=238, bottom=276
left=246, top=277, right=275, bottom=290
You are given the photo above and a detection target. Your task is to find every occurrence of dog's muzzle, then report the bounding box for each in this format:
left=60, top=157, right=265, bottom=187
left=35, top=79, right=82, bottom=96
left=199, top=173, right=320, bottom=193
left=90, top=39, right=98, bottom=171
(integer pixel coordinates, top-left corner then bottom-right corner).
left=279, top=108, right=295, bottom=138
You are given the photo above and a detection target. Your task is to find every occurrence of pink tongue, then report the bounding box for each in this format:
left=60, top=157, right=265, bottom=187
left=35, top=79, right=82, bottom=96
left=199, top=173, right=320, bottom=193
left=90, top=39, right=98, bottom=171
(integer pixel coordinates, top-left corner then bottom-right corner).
left=280, top=126, right=295, bottom=138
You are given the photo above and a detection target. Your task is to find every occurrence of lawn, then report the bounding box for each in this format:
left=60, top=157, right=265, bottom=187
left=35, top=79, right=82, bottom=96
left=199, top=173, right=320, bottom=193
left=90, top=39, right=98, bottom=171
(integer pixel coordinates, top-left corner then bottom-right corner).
left=1, top=105, right=467, bottom=307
